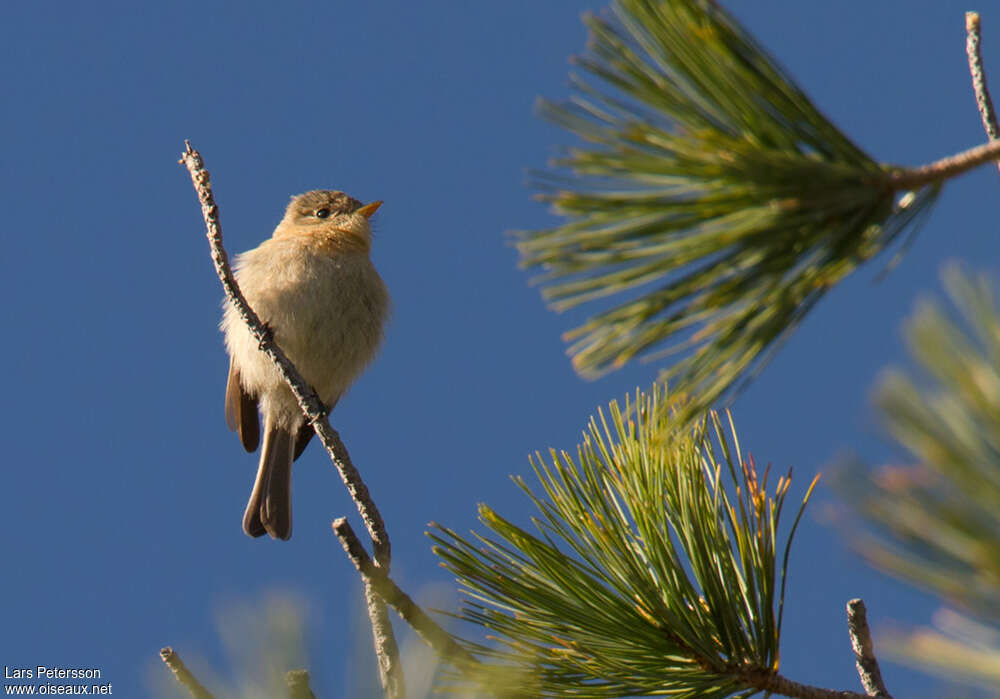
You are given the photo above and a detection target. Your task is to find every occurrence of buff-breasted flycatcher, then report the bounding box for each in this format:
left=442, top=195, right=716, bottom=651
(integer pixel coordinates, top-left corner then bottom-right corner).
left=221, top=190, right=389, bottom=540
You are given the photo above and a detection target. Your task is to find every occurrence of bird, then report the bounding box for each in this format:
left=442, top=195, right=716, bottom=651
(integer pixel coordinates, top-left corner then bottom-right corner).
left=221, top=190, right=390, bottom=540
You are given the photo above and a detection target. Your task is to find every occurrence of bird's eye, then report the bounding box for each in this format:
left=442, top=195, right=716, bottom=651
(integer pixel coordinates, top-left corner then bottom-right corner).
left=315, top=208, right=331, bottom=219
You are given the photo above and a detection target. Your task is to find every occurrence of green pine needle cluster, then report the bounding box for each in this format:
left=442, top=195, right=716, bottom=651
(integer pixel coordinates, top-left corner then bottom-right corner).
left=837, top=264, right=1000, bottom=623
left=517, top=0, right=940, bottom=414
left=430, top=386, right=815, bottom=697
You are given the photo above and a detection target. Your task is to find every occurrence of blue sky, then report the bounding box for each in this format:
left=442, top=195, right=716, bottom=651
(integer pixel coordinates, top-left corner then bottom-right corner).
left=1, top=1, right=996, bottom=696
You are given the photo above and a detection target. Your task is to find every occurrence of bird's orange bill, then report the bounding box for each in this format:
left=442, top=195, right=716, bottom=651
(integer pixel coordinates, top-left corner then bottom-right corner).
left=356, top=200, right=383, bottom=219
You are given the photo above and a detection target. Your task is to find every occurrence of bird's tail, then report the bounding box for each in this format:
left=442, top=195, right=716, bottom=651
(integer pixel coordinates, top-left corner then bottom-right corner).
left=243, top=416, right=294, bottom=540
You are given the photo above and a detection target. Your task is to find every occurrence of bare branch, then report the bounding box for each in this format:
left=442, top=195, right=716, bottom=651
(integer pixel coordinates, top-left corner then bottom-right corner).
left=365, top=582, right=407, bottom=698
left=333, top=518, right=479, bottom=667
left=847, top=599, right=892, bottom=698
left=179, top=141, right=390, bottom=566
left=159, top=647, right=213, bottom=699
left=966, top=12, right=1000, bottom=157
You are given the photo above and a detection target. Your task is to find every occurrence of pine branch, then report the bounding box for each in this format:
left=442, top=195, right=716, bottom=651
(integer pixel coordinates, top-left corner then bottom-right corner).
left=830, top=18, right=1000, bottom=685
left=429, top=386, right=850, bottom=697
left=516, top=0, right=1000, bottom=418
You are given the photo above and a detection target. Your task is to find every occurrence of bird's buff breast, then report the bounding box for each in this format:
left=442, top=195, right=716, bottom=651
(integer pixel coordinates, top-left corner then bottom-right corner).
left=222, top=236, right=389, bottom=423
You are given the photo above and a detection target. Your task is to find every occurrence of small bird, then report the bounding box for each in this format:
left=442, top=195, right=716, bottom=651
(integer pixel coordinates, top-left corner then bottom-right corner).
left=221, top=190, right=390, bottom=540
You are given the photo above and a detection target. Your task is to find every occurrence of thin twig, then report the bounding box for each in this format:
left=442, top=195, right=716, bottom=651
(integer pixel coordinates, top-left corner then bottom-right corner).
left=847, top=599, right=892, bottom=698
left=966, top=12, right=1000, bottom=160
left=285, top=670, right=317, bottom=699
left=159, top=647, right=214, bottom=699
left=333, top=518, right=480, bottom=667
left=365, top=581, right=407, bottom=698
left=888, top=138, right=1000, bottom=191
left=179, top=141, right=390, bottom=567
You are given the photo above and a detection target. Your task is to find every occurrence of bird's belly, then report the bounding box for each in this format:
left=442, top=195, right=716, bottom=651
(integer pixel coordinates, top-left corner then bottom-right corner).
left=224, top=251, right=387, bottom=421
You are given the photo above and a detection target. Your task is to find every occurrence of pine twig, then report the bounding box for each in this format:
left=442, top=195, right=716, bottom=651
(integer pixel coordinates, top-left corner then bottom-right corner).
left=159, top=647, right=213, bottom=699
left=333, top=518, right=479, bottom=667
left=740, top=669, right=872, bottom=699
left=520, top=0, right=1000, bottom=409
left=966, top=12, right=1000, bottom=156
left=365, top=582, right=407, bottom=698
left=888, top=138, right=1000, bottom=190
left=846, top=599, right=891, bottom=697
left=179, top=141, right=403, bottom=697
left=896, top=13, right=1000, bottom=186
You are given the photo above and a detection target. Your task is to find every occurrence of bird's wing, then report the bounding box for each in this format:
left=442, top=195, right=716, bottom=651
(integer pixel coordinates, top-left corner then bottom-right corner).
left=225, top=357, right=261, bottom=452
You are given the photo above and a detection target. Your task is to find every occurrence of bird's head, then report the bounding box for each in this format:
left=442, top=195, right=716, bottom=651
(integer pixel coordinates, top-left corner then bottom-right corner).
left=275, top=190, right=382, bottom=252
